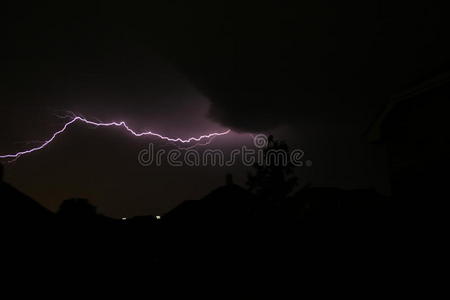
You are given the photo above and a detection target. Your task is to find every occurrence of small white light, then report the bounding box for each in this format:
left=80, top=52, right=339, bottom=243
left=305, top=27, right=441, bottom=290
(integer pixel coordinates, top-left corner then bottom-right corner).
left=122, top=217, right=127, bottom=221
left=156, top=216, right=161, bottom=220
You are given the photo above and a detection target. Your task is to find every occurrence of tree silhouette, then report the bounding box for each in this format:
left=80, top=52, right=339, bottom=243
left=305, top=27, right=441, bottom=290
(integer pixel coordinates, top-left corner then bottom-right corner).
left=247, top=135, right=298, bottom=202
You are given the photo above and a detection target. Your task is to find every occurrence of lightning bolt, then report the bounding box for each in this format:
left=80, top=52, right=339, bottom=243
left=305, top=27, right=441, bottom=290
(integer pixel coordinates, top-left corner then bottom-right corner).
left=0, top=115, right=231, bottom=160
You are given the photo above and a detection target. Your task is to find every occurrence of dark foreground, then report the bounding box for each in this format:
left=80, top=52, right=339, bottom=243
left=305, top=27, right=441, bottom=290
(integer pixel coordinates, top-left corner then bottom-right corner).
left=2, top=178, right=402, bottom=279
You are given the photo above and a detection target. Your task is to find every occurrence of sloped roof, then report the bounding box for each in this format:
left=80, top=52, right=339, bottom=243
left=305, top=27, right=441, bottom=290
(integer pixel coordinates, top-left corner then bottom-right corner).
left=0, top=181, right=53, bottom=221
left=164, top=183, right=255, bottom=223
left=366, top=72, right=450, bottom=143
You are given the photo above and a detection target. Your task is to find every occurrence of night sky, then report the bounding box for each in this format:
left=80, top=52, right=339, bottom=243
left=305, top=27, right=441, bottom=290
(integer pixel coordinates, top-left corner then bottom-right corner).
left=2, top=1, right=450, bottom=217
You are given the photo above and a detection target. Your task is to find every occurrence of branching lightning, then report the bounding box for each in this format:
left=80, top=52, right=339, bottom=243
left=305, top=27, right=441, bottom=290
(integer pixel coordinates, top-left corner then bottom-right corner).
left=0, top=115, right=231, bottom=160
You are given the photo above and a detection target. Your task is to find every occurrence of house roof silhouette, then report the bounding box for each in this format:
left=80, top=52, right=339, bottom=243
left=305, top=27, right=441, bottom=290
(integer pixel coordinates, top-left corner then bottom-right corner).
left=0, top=164, right=54, bottom=224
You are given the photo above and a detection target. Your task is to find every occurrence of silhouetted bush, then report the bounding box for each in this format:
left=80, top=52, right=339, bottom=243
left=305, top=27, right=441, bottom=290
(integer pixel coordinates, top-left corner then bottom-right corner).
left=247, top=135, right=298, bottom=202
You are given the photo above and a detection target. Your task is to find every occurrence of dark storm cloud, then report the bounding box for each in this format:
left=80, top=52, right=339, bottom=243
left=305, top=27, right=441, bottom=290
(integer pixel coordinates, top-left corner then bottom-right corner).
left=6, top=1, right=449, bottom=133
left=128, top=0, right=450, bottom=195
left=135, top=1, right=450, bottom=133
left=2, top=2, right=220, bottom=136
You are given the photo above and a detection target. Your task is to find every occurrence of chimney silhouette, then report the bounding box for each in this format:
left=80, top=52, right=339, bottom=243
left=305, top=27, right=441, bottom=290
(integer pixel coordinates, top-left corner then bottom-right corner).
left=226, top=173, right=233, bottom=186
